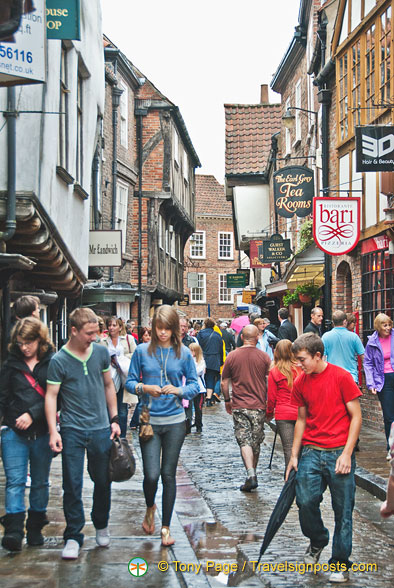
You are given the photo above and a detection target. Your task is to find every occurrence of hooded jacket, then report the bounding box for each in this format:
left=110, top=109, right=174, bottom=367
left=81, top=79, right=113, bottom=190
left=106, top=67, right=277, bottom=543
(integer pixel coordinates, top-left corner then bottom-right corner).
left=0, top=347, right=54, bottom=438
left=364, top=330, right=394, bottom=391
left=197, top=328, right=223, bottom=371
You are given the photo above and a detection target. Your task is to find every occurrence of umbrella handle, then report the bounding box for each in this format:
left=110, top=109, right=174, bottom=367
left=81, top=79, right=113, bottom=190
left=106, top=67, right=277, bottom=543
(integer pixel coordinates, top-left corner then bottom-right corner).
left=267, top=430, right=277, bottom=469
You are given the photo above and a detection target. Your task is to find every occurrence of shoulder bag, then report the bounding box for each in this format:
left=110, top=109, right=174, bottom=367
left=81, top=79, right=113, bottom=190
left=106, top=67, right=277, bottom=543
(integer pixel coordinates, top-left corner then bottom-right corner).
left=109, top=436, right=136, bottom=482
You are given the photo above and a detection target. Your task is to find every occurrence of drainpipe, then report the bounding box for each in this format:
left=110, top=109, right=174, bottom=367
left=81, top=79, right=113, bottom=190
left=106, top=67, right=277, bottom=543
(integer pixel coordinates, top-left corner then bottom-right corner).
left=271, top=134, right=281, bottom=279
left=109, top=85, right=123, bottom=282
left=135, top=102, right=148, bottom=331
left=318, top=85, right=332, bottom=330
left=92, top=143, right=100, bottom=230
left=0, top=86, right=17, bottom=246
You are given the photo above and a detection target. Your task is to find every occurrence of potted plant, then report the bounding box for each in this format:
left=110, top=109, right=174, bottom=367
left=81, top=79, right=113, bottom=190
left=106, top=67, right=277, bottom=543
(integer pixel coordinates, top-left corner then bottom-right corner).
left=294, top=282, right=321, bottom=304
left=283, top=291, right=301, bottom=308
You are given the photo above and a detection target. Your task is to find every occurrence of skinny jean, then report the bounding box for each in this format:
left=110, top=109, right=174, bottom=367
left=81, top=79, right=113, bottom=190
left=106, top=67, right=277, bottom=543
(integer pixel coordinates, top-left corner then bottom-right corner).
left=139, top=421, right=185, bottom=527
left=185, top=394, right=204, bottom=429
left=276, top=420, right=296, bottom=471
left=377, top=372, right=394, bottom=449
left=296, top=446, right=356, bottom=568
left=1, top=428, right=52, bottom=514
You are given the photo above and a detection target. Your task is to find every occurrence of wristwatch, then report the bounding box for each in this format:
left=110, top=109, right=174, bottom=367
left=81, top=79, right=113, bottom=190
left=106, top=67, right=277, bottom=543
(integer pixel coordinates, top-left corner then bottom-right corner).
left=224, top=398, right=231, bottom=403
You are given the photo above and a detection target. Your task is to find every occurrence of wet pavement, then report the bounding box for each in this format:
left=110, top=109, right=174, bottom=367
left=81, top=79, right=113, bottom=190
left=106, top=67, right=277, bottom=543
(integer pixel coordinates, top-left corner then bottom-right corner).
left=0, top=404, right=393, bottom=587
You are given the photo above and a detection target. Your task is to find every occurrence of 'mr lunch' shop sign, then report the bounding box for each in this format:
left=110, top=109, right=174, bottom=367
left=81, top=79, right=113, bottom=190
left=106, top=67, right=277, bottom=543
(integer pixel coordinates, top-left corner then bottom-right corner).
left=89, top=231, right=122, bottom=267
left=273, top=166, right=314, bottom=218
left=355, top=126, right=394, bottom=172
left=313, top=197, right=360, bottom=255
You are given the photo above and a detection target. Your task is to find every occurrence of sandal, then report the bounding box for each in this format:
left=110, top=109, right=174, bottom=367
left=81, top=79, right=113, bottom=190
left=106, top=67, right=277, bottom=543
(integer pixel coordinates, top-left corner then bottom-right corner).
left=142, top=505, right=156, bottom=535
left=161, top=526, right=175, bottom=546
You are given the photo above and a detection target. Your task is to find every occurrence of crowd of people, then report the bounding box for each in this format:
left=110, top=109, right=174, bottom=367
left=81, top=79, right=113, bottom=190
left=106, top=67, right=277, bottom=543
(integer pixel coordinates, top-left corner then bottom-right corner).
left=0, top=296, right=393, bottom=583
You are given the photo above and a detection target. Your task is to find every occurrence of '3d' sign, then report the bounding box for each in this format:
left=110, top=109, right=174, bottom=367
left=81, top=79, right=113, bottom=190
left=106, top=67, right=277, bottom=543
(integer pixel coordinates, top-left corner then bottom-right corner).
left=313, top=197, right=360, bottom=255
left=273, top=166, right=314, bottom=218
left=355, top=126, right=394, bottom=172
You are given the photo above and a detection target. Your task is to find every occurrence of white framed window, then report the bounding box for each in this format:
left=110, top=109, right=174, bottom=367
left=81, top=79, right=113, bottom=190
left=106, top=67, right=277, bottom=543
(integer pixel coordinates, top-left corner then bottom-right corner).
left=218, top=232, right=233, bottom=259
left=170, top=226, right=176, bottom=259
left=219, top=274, right=233, bottom=304
left=190, top=273, right=206, bottom=303
left=183, top=150, right=189, bottom=181
left=116, top=302, right=130, bottom=321
left=295, top=80, right=301, bottom=142
left=58, top=44, right=69, bottom=169
left=190, top=231, right=205, bottom=258
left=285, top=97, right=291, bottom=155
left=119, top=80, right=128, bottom=148
left=158, top=215, right=164, bottom=249
left=76, top=74, right=83, bottom=183
left=174, top=130, right=179, bottom=165
left=116, top=181, right=129, bottom=252
left=165, top=227, right=170, bottom=254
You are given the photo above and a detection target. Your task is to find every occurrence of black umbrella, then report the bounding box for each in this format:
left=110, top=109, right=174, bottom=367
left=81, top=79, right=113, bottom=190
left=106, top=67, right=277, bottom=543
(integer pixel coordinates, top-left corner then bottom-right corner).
left=257, top=468, right=297, bottom=562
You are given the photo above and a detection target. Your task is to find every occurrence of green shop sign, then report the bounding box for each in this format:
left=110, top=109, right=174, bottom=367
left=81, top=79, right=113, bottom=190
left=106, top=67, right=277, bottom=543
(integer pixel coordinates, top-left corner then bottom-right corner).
left=226, top=273, right=247, bottom=289
left=46, top=0, right=80, bottom=40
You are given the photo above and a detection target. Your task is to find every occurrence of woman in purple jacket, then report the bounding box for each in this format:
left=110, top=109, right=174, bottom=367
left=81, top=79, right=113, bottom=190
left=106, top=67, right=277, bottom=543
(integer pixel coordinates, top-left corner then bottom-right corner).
left=364, top=313, right=394, bottom=457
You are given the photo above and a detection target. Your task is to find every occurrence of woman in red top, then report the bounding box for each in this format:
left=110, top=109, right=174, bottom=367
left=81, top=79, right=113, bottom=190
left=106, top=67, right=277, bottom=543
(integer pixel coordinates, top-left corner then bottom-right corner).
left=267, top=339, right=301, bottom=471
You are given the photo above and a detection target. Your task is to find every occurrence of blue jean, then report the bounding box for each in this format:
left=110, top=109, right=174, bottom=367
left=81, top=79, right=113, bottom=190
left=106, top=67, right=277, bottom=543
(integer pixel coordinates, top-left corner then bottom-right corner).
left=139, top=421, right=185, bottom=527
left=296, top=446, right=356, bottom=567
left=378, top=372, right=394, bottom=448
left=61, top=427, right=112, bottom=546
left=117, top=386, right=128, bottom=438
left=1, top=428, right=52, bottom=514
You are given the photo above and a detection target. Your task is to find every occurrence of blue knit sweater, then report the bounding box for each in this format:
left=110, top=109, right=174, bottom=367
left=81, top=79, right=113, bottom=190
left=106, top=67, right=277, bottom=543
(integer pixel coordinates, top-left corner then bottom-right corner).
left=125, top=343, right=199, bottom=424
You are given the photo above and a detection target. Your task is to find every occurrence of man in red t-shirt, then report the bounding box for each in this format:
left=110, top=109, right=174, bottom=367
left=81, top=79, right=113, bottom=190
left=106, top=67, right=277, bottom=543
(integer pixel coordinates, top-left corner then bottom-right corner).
left=221, top=325, right=271, bottom=492
left=286, top=333, right=362, bottom=584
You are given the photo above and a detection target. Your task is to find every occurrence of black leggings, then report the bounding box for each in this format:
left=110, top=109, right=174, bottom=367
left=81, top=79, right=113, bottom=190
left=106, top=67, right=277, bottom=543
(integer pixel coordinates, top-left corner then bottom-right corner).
left=139, top=421, right=185, bottom=527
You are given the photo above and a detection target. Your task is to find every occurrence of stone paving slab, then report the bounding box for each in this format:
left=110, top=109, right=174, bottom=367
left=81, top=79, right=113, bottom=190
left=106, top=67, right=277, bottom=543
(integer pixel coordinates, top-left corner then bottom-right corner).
left=179, top=403, right=394, bottom=587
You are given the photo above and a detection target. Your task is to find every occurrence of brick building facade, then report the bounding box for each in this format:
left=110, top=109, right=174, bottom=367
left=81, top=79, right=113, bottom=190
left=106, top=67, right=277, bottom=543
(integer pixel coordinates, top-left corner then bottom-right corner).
left=182, top=175, right=239, bottom=323
left=84, top=37, right=200, bottom=327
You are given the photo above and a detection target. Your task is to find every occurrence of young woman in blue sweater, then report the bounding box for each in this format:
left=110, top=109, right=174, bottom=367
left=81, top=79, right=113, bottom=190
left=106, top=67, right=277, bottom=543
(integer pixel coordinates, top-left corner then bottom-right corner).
left=125, top=305, right=199, bottom=546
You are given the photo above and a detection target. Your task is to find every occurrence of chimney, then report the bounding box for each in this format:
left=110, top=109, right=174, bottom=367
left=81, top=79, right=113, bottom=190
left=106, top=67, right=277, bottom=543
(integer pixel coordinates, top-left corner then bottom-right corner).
left=260, top=84, right=269, bottom=104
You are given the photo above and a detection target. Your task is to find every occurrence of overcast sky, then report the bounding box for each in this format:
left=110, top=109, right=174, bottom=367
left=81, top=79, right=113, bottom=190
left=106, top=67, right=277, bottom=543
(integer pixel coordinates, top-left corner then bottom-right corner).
left=101, top=1, right=300, bottom=183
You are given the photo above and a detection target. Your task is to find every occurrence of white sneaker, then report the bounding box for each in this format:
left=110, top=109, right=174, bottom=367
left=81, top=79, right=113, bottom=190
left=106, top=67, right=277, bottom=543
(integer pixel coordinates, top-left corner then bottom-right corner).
left=329, top=570, right=349, bottom=583
left=386, top=451, right=391, bottom=461
left=96, top=527, right=110, bottom=547
left=304, top=543, right=324, bottom=564
left=62, top=539, right=80, bottom=559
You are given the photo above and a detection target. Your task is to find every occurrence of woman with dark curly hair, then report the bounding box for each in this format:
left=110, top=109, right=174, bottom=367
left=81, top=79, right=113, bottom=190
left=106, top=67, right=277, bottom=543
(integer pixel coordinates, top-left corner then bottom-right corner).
left=0, top=317, right=54, bottom=552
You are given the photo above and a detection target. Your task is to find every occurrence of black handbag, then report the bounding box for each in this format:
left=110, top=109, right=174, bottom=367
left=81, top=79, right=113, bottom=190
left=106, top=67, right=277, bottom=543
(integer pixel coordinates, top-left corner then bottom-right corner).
left=108, top=436, right=136, bottom=482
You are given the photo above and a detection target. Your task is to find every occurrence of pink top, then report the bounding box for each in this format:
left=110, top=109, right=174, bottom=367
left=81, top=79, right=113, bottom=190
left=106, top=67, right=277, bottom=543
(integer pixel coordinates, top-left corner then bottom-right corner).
left=379, top=336, right=394, bottom=374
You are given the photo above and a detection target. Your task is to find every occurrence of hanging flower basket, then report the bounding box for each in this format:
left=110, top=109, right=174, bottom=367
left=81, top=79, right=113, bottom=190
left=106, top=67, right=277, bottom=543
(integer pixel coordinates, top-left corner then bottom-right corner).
left=298, top=293, right=312, bottom=304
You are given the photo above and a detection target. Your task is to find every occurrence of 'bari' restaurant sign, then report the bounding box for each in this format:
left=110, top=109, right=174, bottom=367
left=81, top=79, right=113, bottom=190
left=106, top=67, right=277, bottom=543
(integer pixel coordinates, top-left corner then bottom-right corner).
left=273, top=166, right=314, bottom=218
left=313, top=197, right=360, bottom=255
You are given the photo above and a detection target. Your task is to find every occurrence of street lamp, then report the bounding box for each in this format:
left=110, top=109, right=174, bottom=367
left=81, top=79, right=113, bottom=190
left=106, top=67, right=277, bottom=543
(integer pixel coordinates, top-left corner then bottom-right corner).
left=282, top=106, right=317, bottom=129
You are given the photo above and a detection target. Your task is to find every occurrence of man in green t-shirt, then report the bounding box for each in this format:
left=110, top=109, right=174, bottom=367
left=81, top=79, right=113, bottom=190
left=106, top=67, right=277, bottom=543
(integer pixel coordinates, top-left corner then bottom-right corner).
left=46, top=308, right=120, bottom=560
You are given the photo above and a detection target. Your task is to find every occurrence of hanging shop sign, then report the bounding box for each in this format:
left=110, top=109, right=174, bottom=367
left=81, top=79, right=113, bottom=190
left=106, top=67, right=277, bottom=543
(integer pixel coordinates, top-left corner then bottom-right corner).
left=0, top=0, right=46, bottom=86
left=46, top=0, right=80, bottom=40
left=273, top=166, right=314, bottom=218
left=313, top=197, right=360, bottom=255
left=242, top=290, right=256, bottom=304
left=226, top=273, right=247, bottom=288
left=260, top=234, right=292, bottom=262
left=89, top=231, right=122, bottom=267
left=355, top=126, right=394, bottom=172
left=361, top=235, right=390, bottom=254
left=250, top=240, right=271, bottom=268
left=178, top=295, right=189, bottom=307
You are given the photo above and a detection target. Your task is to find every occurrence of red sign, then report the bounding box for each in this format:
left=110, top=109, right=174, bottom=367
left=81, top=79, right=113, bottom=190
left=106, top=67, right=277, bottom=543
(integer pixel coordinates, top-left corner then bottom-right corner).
left=313, top=197, right=360, bottom=255
left=361, top=235, right=390, bottom=254
left=249, top=240, right=271, bottom=268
